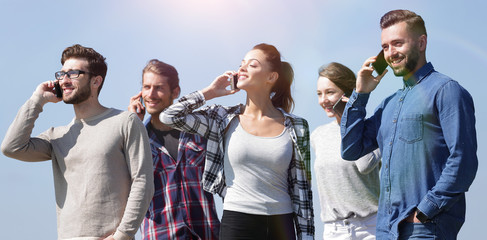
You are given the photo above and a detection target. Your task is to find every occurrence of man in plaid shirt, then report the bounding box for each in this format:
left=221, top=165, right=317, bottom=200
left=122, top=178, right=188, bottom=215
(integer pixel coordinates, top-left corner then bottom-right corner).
left=128, top=59, right=220, bottom=240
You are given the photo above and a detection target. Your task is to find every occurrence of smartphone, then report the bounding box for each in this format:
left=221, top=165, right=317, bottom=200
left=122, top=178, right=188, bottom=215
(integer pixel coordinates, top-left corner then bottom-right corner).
left=332, top=95, right=346, bottom=117
left=372, top=50, right=388, bottom=75
left=54, top=81, right=63, bottom=98
left=230, top=74, right=239, bottom=90
left=138, top=97, right=146, bottom=115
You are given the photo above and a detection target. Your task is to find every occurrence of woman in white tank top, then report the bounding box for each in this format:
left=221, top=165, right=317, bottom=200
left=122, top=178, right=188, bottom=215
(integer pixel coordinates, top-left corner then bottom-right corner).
left=160, top=43, right=314, bottom=239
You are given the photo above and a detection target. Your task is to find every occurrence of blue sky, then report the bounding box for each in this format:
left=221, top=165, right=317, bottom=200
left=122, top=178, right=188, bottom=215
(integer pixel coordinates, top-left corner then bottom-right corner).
left=1, top=0, right=485, bottom=239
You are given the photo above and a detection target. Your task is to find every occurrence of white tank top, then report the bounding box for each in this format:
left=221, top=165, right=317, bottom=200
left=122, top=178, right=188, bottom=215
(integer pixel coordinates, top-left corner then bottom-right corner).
left=223, top=118, right=293, bottom=215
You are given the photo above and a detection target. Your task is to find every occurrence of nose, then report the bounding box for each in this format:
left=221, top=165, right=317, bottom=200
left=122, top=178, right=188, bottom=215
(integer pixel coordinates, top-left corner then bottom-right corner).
left=239, top=62, right=247, bottom=72
left=385, top=46, right=397, bottom=59
left=318, top=94, right=327, bottom=106
left=59, top=75, right=71, bottom=85
left=147, top=87, right=158, bottom=97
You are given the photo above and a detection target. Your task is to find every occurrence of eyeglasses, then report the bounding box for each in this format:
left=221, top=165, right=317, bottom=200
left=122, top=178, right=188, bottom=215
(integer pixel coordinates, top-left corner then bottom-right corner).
left=54, top=70, right=90, bottom=80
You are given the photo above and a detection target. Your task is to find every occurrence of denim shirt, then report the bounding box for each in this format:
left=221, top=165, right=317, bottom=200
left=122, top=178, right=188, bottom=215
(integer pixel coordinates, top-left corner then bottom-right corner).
left=340, top=63, right=478, bottom=239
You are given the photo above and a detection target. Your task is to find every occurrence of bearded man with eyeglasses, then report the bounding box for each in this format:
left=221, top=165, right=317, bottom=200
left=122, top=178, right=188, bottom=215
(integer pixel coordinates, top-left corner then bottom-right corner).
left=1, top=44, right=154, bottom=240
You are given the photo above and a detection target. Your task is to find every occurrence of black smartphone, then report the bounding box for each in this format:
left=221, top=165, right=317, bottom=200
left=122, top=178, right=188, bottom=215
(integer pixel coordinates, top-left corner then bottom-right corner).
left=230, top=74, right=239, bottom=90
left=54, top=81, right=63, bottom=98
left=332, top=95, right=347, bottom=119
left=372, top=50, right=388, bottom=75
left=138, top=97, right=146, bottom=115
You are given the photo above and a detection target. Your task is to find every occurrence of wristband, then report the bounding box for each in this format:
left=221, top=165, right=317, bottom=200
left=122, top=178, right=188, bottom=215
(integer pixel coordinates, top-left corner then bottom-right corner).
left=416, top=209, right=430, bottom=223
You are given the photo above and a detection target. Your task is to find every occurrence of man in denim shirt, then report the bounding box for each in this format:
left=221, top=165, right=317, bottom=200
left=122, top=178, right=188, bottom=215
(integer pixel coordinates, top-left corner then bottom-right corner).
left=340, top=10, right=478, bottom=239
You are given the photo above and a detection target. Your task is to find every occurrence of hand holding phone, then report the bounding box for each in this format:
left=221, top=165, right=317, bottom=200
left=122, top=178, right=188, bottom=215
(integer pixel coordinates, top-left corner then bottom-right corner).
left=128, top=92, right=145, bottom=121
left=372, top=50, right=388, bottom=75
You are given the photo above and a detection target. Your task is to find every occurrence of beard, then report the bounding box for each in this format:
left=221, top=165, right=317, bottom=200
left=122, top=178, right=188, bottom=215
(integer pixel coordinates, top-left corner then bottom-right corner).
left=391, top=47, right=420, bottom=77
left=64, top=80, right=92, bottom=104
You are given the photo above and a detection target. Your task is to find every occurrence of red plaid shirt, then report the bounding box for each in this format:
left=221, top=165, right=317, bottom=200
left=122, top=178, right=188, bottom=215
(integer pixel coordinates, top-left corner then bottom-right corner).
left=141, top=120, right=220, bottom=240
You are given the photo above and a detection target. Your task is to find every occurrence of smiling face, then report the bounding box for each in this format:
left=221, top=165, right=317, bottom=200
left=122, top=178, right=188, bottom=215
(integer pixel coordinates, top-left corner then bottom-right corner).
left=141, top=71, right=179, bottom=116
left=237, top=49, right=276, bottom=92
left=60, top=58, right=93, bottom=104
left=381, top=21, right=426, bottom=78
left=317, top=76, right=344, bottom=119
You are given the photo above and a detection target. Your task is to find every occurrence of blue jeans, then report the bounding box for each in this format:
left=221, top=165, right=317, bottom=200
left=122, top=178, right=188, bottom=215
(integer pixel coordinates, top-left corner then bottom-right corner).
left=398, top=222, right=438, bottom=240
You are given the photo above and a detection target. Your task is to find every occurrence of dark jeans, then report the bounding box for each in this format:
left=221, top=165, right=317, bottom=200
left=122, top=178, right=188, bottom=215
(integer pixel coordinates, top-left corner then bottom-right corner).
left=219, top=210, right=296, bottom=240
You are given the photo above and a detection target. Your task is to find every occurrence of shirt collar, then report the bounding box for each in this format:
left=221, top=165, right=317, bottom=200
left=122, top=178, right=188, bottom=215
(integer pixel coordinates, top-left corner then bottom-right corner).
left=403, top=62, right=434, bottom=88
left=143, top=115, right=152, bottom=126
left=277, top=108, right=298, bottom=128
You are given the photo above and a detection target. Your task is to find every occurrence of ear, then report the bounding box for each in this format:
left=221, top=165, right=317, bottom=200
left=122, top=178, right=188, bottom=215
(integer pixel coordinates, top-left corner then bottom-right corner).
left=267, top=72, right=279, bottom=85
left=171, top=86, right=181, bottom=99
left=91, top=76, right=103, bottom=89
left=418, top=34, right=427, bottom=51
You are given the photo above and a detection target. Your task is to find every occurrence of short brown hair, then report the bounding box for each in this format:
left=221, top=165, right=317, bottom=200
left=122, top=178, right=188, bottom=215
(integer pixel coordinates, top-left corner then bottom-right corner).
left=318, top=62, right=356, bottom=97
left=61, top=44, right=107, bottom=95
left=142, top=59, right=180, bottom=93
left=380, top=9, right=427, bottom=37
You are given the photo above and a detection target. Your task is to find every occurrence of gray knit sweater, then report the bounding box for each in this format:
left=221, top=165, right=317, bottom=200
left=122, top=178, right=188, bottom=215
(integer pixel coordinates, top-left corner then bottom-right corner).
left=311, top=121, right=380, bottom=223
left=1, top=94, right=154, bottom=240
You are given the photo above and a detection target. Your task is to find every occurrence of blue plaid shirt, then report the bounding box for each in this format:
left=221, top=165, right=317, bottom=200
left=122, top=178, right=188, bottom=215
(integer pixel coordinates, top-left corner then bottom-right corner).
left=141, top=117, right=220, bottom=240
left=160, top=91, right=314, bottom=239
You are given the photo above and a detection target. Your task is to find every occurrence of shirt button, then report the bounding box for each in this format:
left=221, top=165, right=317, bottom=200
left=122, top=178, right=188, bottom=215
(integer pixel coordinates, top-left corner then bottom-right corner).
left=392, top=119, right=397, bottom=123
left=389, top=142, right=393, bottom=145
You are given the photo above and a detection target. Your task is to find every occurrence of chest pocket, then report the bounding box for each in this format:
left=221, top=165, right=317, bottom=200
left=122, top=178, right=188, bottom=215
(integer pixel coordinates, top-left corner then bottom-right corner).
left=184, top=140, right=206, bottom=167
left=398, top=113, right=423, bottom=143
